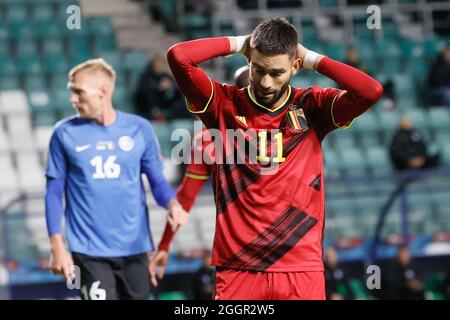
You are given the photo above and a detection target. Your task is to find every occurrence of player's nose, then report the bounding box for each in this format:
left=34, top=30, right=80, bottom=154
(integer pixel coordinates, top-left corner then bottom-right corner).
left=70, top=94, right=79, bottom=104
left=260, top=74, right=273, bottom=90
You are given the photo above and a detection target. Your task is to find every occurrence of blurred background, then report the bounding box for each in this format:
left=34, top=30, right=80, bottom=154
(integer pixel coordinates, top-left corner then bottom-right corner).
left=0, top=0, right=449, bottom=300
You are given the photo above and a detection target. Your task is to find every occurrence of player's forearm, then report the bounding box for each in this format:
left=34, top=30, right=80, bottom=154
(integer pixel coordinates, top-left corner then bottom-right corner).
left=317, top=57, right=384, bottom=106
left=158, top=223, right=176, bottom=251
left=167, top=37, right=231, bottom=109
left=152, top=181, right=177, bottom=209
left=176, top=175, right=207, bottom=212
left=45, top=177, right=65, bottom=237
left=317, top=57, right=384, bottom=123
left=49, top=234, right=66, bottom=252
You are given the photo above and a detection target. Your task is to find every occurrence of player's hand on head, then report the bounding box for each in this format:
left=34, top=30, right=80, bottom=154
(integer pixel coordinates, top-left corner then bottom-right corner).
left=148, top=250, right=169, bottom=287
left=50, top=247, right=74, bottom=280
left=167, top=200, right=188, bottom=232
left=296, top=43, right=308, bottom=66
left=240, top=34, right=252, bottom=61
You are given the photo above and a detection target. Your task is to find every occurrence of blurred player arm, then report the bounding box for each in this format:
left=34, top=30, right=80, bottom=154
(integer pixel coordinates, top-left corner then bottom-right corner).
left=150, top=168, right=209, bottom=287
left=45, top=129, right=73, bottom=279
left=315, top=56, right=384, bottom=127
left=166, top=37, right=234, bottom=113
left=158, top=170, right=210, bottom=251
left=140, top=122, right=188, bottom=231
left=141, top=122, right=177, bottom=208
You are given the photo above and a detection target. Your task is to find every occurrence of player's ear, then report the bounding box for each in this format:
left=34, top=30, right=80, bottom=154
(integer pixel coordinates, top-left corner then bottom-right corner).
left=99, top=83, right=108, bottom=98
left=292, top=57, right=302, bottom=76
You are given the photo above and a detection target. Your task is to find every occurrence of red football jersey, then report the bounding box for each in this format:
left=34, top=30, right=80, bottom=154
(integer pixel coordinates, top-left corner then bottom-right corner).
left=167, top=37, right=383, bottom=272
left=191, top=83, right=343, bottom=272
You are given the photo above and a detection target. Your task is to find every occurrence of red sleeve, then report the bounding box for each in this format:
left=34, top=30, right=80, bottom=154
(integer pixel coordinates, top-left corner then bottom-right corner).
left=315, top=57, right=384, bottom=135
left=167, top=37, right=231, bottom=121
left=157, top=176, right=207, bottom=251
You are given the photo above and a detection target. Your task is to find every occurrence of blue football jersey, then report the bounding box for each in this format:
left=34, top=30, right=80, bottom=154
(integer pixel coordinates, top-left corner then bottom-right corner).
left=46, top=111, right=175, bottom=257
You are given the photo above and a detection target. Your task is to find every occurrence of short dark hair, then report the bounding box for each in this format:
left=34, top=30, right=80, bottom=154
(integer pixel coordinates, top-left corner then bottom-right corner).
left=250, top=17, right=298, bottom=58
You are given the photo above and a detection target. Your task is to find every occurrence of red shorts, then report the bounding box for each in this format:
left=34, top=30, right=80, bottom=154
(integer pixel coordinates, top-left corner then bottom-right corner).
left=214, top=268, right=325, bottom=300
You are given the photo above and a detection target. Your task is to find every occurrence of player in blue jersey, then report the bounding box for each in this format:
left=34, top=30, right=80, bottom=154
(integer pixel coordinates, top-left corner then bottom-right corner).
left=44, top=58, right=188, bottom=300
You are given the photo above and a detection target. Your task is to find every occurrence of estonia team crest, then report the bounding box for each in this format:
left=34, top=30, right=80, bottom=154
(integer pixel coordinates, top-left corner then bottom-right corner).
left=118, top=136, right=134, bottom=152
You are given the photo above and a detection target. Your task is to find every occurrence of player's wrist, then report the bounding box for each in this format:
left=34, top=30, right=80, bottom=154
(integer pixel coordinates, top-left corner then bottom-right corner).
left=302, top=50, right=320, bottom=70
left=228, top=36, right=246, bottom=54
left=167, top=199, right=181, bottom=210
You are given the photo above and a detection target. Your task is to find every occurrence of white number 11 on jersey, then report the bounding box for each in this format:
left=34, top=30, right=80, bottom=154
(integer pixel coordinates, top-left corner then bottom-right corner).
left=90, top=156, right=121, bottom=179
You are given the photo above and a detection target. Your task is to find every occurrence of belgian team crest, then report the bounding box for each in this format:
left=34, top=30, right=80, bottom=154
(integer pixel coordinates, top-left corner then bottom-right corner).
left=287, top=104, right=308, bottom=131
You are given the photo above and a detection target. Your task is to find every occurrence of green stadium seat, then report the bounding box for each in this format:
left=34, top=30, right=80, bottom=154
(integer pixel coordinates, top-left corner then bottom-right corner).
left=382, top=58, right=403, bottom=78
left=33, top=110, right=58, bottom=127
left=113, top=87, right=132, bottom=111
left=402, top=109, right=429, bottom=131
left=352, top=111, right=381, bottom=146
left=423, top=38, right=447, bottom=59
left=324, top=42, right=347, bottom=61
left=316, top=77, right=337, bottom=89
left=334, top=131, right=357, bottom=149
left=428, top=107, right=450, bottom=130
left=218, top=20, right=235, bottom=36
left=348, top=278, right=372, bottom=300
left=393, top=74, right=414, bottom=97
left=155, top=0, right=177, bottom=18
left=98, top=51, right=122, bottom=71
left=319, top=0, right=338, bottom=7
left=0, top=23, right=8, bottom=41
left=52, top=89, right=72, bottom=110
left=424, top=273, right=447, bottom=300
left=171, top=119, right=193, bottom=133
left=122, top=51, right=149, bottom=72
left=16, top=40, right=39, bottom=59
left=0, top=41, right=11, bottom=58
left=24, top=74, right=47, bottom=90
left=49, top=73, right=69, bottom=91
left=323, top=149, right=341, bottom=177
left=382, top=23, right=399, bottom=41
left=92, top=35, right=117, bottom=55
left=18, top=56, right=44, bottom=75
left=28, top=90, right=52, bottom=111
left=67, top=37, right=93, bottom=63
left=9, top=21, right=35, bottom=38
left=376, top=40, right=402, bottom=60
left=60, top=108, right=77, bottom=119
left=115, top=70, right=127, bottom=87
left=158, top=291, right=187, bottom=300
left=0, top=58, right=18, bottom=76
left=87, top=16, right=114, bottom=37
left=338, top=147, right=367, bottom=175
left=150, top=122, right=172, bottom=157
left=366, top=146, right=392, bottom=173
left=377, top=109, right=400, bottom=133
left=42, top=38, right=65, bottom=59
left=127, top=70, right=141, bottom=92
left=435, top=131, right=450, bottom=151
left=44, top=55, right=71, bottom=74
left=354, top=24, right=375, bottom=41
left=6, top=4, right=29, bottom=23
left=441, top=143, right=450, bottom=166
left=32, top=3, right=54, bottom=22
left=34, top=19, right=62, bottom=38
left=0, top=76, right=21, bottom=90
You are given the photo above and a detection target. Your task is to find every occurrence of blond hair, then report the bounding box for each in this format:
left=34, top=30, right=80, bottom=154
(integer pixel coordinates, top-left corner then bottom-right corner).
left=68, top=58, right=116, bottom=83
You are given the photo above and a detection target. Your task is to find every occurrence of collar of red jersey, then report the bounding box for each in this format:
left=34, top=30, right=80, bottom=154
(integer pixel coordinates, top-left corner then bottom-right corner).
left=246, top=85, right=293, bottom=116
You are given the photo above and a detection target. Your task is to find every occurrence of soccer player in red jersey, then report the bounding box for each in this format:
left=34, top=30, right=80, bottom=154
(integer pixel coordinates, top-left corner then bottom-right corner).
left=165, top=18, right=383, bottom=300
left=149, top=67, right=250, bottom=288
